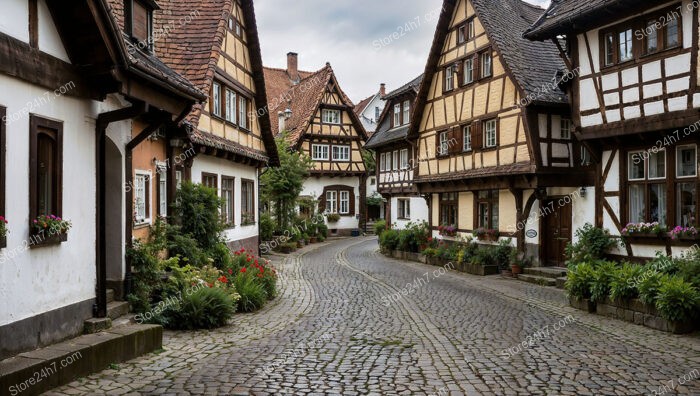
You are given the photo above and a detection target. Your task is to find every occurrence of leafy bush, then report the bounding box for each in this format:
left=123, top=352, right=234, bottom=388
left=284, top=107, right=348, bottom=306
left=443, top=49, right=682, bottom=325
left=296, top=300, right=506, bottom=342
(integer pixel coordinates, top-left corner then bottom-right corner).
left=233, top=271, right=268, bottom=312
left=207, top=242, right=233, bottom=269
left=493, top=239, right=516, bottom=270
left=674, top=249, right=700, bottom=287
left=379, top=229, right=400, bottom=251
left=158, top=287, right=236, bottom=330
left=566, top=223, right=619, bottom=264
left=472, top=246, right=496, bottom=267
left=260, top=213, right=275, bottom=242
left=127, top=240, right=162, bottom=314
left=317, top=223, right=329, bottom=238
left=655, top=276, right=699, bottom=322
left=565, top=262, right=596, bottom=300
left=458, top=241, right=479, bottom=264
left=638, top=271, right=668, bottom=305
left=609, top=263, right=644, bottom=301
left=590, top=261, right=619, bottom=303
left=374, top=220, right=387, bottom=236
left=166, top=229, right=209, bottom=268
left=423, top=247, right=438, bottom=257
left=172, top=182, right=225, bottom=251
left=326, top=213, right=341, bottom=223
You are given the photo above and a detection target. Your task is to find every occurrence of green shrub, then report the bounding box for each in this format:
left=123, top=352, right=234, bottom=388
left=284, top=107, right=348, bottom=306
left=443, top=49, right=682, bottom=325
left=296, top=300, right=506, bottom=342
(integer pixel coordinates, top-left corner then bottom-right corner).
left=157, top=287, right=236, bottom=330
left=374, top=220, right=387, bottom=236
left=590, top=261, right=619, bottom=303
left=260, top=213, right=275, bottom=242
left=655, top=276, right=700, bottom=322
left=166, top=228, right=208, bottom=267
left=317, top=223, right=329, bottom=238
left=609, top=263, right=643, bottom=301
left=379, top=229, right=400, bottom=251
left=207, top=242, right=233, bottom=269
left=459, top=241, right=478, bottom=264
left=172, top=182, right=225, bottom=251
left=638, top=271, right=668, bottom=305
left=127, top=240, right=162, bottom=314
left=472, top=246, right=495, bottom=267
left=423, top=247, right=438, bottom=257
left=493, top=239, right=516, bottom=270
left=566, top=223, right=619, bottom=264
left=565, top=262, right=596, bottom=300
left=675, top=249, right=700, bottom=287
left=397, top=230, right=412, bottom=252
left=233, top=272, right=268, bottom=312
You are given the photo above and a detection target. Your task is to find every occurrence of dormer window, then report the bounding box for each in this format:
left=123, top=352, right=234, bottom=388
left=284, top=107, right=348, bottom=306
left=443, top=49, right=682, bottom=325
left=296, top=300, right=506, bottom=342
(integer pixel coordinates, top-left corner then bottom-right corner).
left=127, top=0, right=158, bottom=52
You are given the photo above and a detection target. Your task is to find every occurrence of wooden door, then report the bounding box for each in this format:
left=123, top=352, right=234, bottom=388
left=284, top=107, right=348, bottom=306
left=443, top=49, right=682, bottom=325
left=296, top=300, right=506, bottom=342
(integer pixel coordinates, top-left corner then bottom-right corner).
left=543, top=199, right=572, bottom=267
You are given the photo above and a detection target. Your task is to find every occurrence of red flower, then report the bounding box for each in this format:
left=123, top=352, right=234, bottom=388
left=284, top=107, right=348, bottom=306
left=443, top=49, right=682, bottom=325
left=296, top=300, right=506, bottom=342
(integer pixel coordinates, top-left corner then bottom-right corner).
left=257, top=273, right=263, bottom=278
left=247, top=257, right=252, bottom=262
left=218, top=276, right=228, bottom=284
left=240, top=268, right=247, bottom=273
left=427, top=237, right=433, bottom=242
left=207, top=283, right=213, bottom=288
left=228, top=269, right=233, bottom=275
left=254, top=259, right=258, bottom=265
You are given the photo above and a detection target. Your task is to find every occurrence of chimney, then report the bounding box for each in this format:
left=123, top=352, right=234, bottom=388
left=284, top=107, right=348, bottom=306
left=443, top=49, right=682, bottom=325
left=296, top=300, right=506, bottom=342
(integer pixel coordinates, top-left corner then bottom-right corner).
left=380, top=83, right=386, bottom=97
left=287, top=52, right=299, bottom=83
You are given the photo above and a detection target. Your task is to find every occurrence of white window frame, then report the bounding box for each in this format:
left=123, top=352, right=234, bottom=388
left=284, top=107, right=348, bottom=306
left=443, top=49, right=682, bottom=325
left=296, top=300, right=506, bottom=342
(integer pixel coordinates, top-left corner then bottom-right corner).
left=481, top=52, right=492, bottom=78
left=397, top=198, right=411, bottom=219
left=339, top=191, right=350, bottom=214
left=332, top=145, right=350, bottom=161
left=134, top=170, right=152, bottom=225
left=484, top=119, right=497, bottom=148
left=225, top=88, right=237, bottom=123
left=156, top=163, right=167, bottom=217
left=464, top=57, right=474, bottom=85
left=628, top=151, right=646, bottom=181
left=384, top=152, right=392, bottom=171
left=466, top=20, right=475, bottom=41
left=463, top=125, right=472, bottom=152
left=400, top=149, right=409, bottom=170
left=676, top=145, right=698, bottom=178
left=379, top=153, right=386, bottom=172
left=561, top=118, right=572, bottom=140
left=445, top=66, right=454, bottom=91
left=322, top=109, right=341, bottom=124
left=392, top=150, right=399, bottom=170
left=393, top=104, right=401, bottom=126
left=312, top=144, right=329, bottom=161
left=647, top=149, right=666, bottom=180
left=402, top=100, right=410, bottom=125
left=238, top=95, right=248, bottom=129
left=439, top=131, right=449, bottom=155
left=212, top=82, right=221, bottom=117
left=458, top=24, right=466, bottom=44
left=326, top=191, right=337, bottom=213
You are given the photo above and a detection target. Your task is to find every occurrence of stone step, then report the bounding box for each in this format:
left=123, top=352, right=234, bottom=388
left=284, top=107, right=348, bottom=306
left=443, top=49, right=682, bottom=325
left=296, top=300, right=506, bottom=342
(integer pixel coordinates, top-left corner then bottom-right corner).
left=517, top=274, right=557, bottom=287
left=523, top=267, right=568, bottom=279
left=106, top=288, right=115, bottom=304
left=556, top=277, right=567, bottom=289
left=83, top=318, right=112, bottom=334
left=0, top=324, right=162, bottom=396
left=107, top=301, right=130, bottom=320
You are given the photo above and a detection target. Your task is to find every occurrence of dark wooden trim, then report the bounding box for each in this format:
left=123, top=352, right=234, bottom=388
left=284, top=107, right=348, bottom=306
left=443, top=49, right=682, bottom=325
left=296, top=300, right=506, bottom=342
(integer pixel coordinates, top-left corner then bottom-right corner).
left=29, top=115, right=64, bottom=226
left=29, top=0, right=38, bottom=48
left=319, top=184, right=356, bottom=216
left=0, top=107, right=5, bottom=218
left=201, top=172, right=218, bottom=190
left=240, top=177, right=256, bottom=222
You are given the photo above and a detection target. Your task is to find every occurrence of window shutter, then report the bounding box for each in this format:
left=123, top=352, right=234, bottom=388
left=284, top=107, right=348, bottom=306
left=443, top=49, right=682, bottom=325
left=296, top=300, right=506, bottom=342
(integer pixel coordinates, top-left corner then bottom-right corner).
left=349, top=189, right=355, bottom=216
left=451, top=126, right=463, bottom=155
left=435, top=132, right=441, bottom=157
left=472, top=120, right=482, bottom=150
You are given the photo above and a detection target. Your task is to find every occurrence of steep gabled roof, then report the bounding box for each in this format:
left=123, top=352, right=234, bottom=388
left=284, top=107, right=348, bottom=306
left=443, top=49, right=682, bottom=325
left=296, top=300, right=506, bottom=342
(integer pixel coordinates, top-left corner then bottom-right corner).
left=146, top=0, right=279, bottom=165
left=365, top=74, right=423, bottom=150
left=410, top=0, right=567, bottom=137
left=524, top=0, right=668, bottom=41
left=353, top=95, right=375, bottom=117
left=264, top=63, right=368, bottom=147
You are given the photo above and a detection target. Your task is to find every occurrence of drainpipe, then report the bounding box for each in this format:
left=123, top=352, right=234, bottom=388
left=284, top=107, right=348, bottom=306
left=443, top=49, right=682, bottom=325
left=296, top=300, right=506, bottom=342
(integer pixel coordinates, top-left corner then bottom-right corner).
left=258, top=164, right=270, bottom=257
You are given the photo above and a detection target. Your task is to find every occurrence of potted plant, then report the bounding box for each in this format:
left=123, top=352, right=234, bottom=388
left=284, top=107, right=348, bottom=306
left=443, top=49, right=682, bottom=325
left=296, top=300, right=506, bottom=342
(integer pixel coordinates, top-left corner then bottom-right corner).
left=438, top=224, right=457, bottom=237
left=0, top=216, right=7, bottom=249
left=511, top=255, right=531, bottom=275
left=669, top=226, right=699, bottom=241
left=31, top=214, right=72, bottom=246
left=621, top=222, right=668, bottom=238
left=474, top=228, right=500, bottom=242
left=326, top=213, right=341, bottom=223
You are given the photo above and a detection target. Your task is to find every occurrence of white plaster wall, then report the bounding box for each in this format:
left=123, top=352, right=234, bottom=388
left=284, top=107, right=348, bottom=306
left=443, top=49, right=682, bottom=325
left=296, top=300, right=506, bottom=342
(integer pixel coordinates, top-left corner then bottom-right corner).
left=390, top=196, right=429, bottom=229
left=38, top=0, right=69, bottom=62
left=0, top=1, right=30, bottom=43
left=0, top=75, right=99, bottom=326
left=301, top=176, right=361, bottom=230
left=358, top=94, right=384, bottom=134
left=571, top=187, right=596, bottom=244
left=602, top=150, right=620, bottom=192
left=190, top=155, right=259, bottom=243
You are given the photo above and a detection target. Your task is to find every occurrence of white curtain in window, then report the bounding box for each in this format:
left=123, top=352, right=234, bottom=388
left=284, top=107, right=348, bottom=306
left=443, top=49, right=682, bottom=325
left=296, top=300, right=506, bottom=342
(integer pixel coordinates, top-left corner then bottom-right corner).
left=629, top=185, right=645, bottom=223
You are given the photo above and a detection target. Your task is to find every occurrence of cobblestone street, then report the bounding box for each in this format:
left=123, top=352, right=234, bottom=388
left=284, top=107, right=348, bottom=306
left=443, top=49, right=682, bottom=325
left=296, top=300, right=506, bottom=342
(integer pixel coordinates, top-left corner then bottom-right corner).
left=49, top=238, right=700, bottom=395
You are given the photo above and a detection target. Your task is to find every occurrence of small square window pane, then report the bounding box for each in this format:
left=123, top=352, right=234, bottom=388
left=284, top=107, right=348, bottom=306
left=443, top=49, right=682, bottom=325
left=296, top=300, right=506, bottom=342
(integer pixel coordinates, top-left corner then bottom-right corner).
left=629, top=185, right=646, bottom=223
left=677, top=183, right=697, bottom=226
left=650, top=184, right=667, bottom=225
left=628, top=152, right=645, bottom=180
left=648, top=151, right=666, bottom=179
left=677, top=146, right=697, bottom=177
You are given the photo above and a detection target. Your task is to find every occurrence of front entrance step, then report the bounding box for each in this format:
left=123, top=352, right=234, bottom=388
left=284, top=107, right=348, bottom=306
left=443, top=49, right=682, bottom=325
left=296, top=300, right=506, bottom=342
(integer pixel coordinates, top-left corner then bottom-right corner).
left=106, top=288, right=115, bottom=304
left=517, top=274, right=557, bottom=287
left=523, top=267, right=568, bottom=279
left=107, top=301, right=130, bottom=320
left=83, top=318, right=112, bottom=334
left=0, top=324, right=162, bottom=396
left=556, top=277, right=567, bottom=289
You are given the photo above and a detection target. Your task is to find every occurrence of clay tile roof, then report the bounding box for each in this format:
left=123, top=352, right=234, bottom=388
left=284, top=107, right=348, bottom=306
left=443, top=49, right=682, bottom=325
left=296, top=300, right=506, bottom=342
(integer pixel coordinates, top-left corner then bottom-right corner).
left=524, top=0, right=668, bottom=40
left=414, top=162, right=536, bottom=183
left=353, top=95, right=375, bottom=116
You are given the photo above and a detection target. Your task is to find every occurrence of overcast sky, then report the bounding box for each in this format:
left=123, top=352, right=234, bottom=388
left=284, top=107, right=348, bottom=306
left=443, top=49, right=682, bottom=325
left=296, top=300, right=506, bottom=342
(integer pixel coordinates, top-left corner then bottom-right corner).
left=257, top=0, right=551, bottom=102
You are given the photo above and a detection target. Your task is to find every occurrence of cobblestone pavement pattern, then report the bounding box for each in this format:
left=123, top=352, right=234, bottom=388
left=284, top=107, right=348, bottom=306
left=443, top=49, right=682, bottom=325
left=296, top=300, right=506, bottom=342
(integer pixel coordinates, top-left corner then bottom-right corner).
left=47, top=237, right=700, bottom=395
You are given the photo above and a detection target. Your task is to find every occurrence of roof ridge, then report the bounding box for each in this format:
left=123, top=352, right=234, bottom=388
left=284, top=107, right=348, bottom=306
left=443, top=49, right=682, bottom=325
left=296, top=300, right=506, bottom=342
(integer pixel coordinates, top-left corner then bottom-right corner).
left=262, top=65, right=315, bottom=75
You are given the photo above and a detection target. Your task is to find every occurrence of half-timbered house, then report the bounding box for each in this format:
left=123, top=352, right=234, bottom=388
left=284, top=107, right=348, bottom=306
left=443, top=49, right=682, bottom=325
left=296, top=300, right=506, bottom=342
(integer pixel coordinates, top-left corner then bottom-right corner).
left=264, top=55, right=368, bottom=235
left=0, top=0, right=204, bottom=358
left=156, top=0, right=279, bottom=253
left=355, top=83, right=387, bottom=136
left=365, top=75, right=430, bottom=229
left=409, top=0, right=594, bottom=265
left=525, top=0, right=700, bottom=259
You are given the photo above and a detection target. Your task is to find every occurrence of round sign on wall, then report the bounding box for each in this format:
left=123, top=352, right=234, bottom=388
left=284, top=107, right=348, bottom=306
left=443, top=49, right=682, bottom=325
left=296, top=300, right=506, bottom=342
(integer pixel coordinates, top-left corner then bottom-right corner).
left=526, top=229, right=538, bottom=238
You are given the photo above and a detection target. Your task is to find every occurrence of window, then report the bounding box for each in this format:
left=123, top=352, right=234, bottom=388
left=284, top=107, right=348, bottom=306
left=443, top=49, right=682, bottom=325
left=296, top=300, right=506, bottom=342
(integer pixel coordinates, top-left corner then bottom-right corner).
left=129, top=0, right=153, bottom=51
left=339, top=191, right=350, bottom=214
left=645, top=20, right=659, bottom=54
left=627, top=150, right=667, bottom=225
left=157, top=164, right=167, bottom=217
left=402, top=100, right=410, bottom=125
left=238, top=95, right=248, bottom=129
left=666, top=17, right=680, bottom=48
left=561, top=119, right=572, bottom=140
left=332, top=145, right=350, bottom=161
left=379, top=153, right=386, bottom=172
left=375, top=107, right=381, bottom=122
left=480, top=51, right=492, bottom=78
left=312, top=144, right=329, bottom=160
left=439, top=193, right=458, bottom=226
left=462, top=125, right=472, bottom=152
left=458, top=24, right=466, bottom=44
left=30, top=116, right=63, bottom=225
left=400, top=149, right=409, bottom=169
left=202, top=173, right=218, bottom=189
left=175, top=169, right=183, bottom=190
left=604, top=32, right=615, bottom=66
left=675, top=145, right=698, bottom=226
left=677, top=145, right=697, bottom=178
left=484, top=119, right=497, bottom=148
left=477, top=190, right=499, bottom=229
left=384, top=152, right=392, bottom=172
left=618, top=29, right=633, bottom=63
left=438, top=131, right=449, bottom=156
left=229, top=17, right=242, bottom=37
left=212, top=82, right=222, bottom=117
left=392, top=150, right=399, bottom=170
left=445, top=65, right=455, bottom=91
left=393, top=104, right=401, bottom=126
left=241, top=179, right=255, bottom=224
left=325, top=191, right=337, bottom=213
left=397, top=199, right=411, bottom=219
left=463, top=57, right=474, bottom=85
left=466, top=20, right=475, bottom=41
left=225, top=89, right=237, bottom=123
left=221, top=177, right=235, bottom=225
left=133, top=172, right=150, bottom=225
left=235, top=20, right=242, bottom=37
left=322, top=109, right=341, bottom=124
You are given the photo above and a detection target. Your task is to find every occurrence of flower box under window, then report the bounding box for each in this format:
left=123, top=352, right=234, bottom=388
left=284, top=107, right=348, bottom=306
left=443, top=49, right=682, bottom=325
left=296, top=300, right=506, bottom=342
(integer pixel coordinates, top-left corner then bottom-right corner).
left=30, top=231, right=68, bottom=248
left=0, top=236, right=6, bottom=249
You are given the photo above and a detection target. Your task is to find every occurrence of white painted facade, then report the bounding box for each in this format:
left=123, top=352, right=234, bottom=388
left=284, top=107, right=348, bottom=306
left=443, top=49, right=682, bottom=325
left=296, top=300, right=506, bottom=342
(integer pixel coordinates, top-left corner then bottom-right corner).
left=190, top=156, right=260, bottom=243
left=390, top=196, right=429, bottom=229
left=301, top=176, right=361, bottom=231
left=356, top=94, right=385, bottom=134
